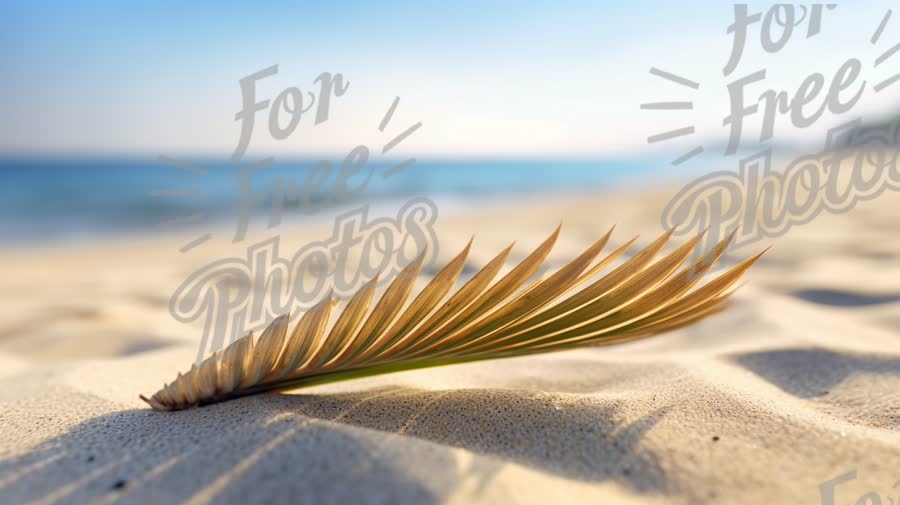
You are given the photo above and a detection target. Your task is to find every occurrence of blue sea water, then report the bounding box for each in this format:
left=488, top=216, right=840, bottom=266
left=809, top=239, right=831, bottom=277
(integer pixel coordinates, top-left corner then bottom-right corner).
left=0, top=157, right=669, bottom=245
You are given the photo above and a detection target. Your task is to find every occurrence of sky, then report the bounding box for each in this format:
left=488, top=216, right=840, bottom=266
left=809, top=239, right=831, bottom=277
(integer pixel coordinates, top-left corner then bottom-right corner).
left=2, top=0, right=899, bottom=160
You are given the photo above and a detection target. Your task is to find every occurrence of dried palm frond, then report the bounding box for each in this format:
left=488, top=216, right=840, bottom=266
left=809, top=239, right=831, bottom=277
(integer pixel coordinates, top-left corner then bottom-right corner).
left=141, top=227, right=765, bottom=411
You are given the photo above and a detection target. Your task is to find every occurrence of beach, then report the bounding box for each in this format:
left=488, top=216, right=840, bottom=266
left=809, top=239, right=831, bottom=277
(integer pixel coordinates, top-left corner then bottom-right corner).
left=1, top=186, right=898, bottom=505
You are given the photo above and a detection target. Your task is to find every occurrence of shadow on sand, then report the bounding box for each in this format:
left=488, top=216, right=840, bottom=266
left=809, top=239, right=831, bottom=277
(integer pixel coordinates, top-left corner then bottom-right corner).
left=734, top=347, right=900, bottom=398
left=0, top=387, right=672, bottom=504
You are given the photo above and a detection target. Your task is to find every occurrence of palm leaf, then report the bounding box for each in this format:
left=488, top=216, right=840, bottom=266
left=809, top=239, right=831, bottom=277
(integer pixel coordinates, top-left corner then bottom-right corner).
left=141, top=227, right=765, bottom=411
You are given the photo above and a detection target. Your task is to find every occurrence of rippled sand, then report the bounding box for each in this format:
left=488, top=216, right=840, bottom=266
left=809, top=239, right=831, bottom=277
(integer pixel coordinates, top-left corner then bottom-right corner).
left=1, top=188, right=898, bottom=505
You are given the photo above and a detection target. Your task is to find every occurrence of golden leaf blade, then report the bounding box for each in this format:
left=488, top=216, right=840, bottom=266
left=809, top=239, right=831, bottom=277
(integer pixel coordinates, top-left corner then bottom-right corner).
left=335, top=251, right=427, bottom=366
left=422, top=227, right=614, bottom=357
left=241, top=314, right=290, bottom=387
left=490, top=230, right=668, bottom=341
left=491, top=231, right=737, bottom=353
left=404, top=226, right=561, bottom=358
left=197, top=353, right=219, bottom=399
left=362, top=239, right=473, bottom=363
left=218, top=333, right=251, bottom=395
left=268, top=294, right=333, bottom=379
left=453, top=230, right=700, bottom=355
left=304, top=275, right=378, bottom=371
left=394, top=242, right=513, bottom=357
left=141, top=227, right=766, bottom=411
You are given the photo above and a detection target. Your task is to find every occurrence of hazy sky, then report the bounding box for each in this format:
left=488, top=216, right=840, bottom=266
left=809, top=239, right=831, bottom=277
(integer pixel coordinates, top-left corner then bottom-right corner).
left=3, top=0, right=899, bottom=159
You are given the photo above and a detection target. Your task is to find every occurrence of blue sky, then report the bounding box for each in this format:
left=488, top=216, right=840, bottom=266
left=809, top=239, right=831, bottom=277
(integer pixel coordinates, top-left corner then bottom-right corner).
left=2, top=1, right=898, bottom=159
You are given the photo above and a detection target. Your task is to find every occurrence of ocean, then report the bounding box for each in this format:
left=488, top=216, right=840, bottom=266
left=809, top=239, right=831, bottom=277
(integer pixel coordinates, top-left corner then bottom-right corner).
left=0, top=157, right=669, bottom=245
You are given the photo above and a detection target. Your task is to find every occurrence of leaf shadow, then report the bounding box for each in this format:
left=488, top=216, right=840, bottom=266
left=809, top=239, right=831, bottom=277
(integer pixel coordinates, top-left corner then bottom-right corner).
left=0, top=394, right=449, bottom=505
left=277, top=386, right=673, bottom=492
left=0, top=387, right=673, bottom=504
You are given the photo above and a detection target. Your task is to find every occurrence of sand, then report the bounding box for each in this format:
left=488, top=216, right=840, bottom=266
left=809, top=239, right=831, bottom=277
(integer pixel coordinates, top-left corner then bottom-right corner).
left=0, top=187, right=898, bottom=505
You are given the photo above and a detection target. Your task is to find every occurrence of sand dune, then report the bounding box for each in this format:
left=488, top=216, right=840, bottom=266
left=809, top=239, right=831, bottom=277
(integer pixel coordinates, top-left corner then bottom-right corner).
left=1, top=189, right=898, bottom=504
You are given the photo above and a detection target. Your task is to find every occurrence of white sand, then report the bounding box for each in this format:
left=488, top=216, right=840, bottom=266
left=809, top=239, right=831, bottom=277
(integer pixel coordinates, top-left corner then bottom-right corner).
left=0, top=188, right=898, bottom=505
